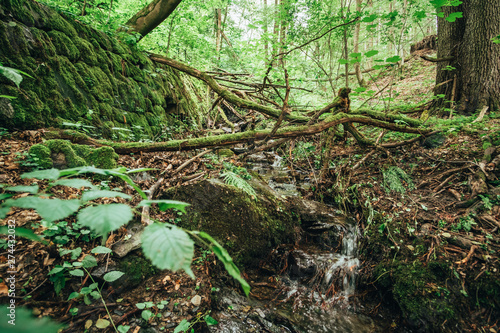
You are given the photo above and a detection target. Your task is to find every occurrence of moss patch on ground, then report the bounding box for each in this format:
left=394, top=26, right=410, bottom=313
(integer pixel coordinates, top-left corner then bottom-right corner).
left=29, top=139, right=118, bottom=169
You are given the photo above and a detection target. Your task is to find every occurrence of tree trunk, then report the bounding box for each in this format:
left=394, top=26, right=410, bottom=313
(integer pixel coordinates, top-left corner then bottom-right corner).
left=353, top=0, right=365, bottom=87
left=433, top=0, right=500, bottom=114
left=263, top=0, right=268, bottom=59
left=122, top=0, right=183, bottom=40
left=215, top=8, right=222, bottom=61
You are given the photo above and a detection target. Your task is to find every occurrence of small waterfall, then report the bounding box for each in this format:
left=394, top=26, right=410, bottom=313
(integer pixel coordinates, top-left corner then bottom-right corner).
left=323, top=223, right=360, bottom=302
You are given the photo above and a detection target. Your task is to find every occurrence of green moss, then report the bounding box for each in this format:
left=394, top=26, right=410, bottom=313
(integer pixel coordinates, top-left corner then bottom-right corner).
left=47, top=30, right=80, bottom=61
left=162, top=179, right=298, bottom=266
left=118, top=255, right=156, bottom=287
left=73, top=38, right=97, bottom=65
left=28, top=144, right=52, bottom=169
left=29, top=139, right=118, bottom=169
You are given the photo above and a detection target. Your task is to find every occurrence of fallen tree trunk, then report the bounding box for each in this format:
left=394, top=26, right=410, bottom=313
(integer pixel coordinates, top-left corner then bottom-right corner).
left=48, top=113, right=432, bottom=154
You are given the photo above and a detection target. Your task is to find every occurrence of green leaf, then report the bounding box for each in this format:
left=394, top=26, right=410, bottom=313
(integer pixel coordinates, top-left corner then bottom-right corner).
left=0, top=226, right=45, bottom=243
left=0, top=306, right=64, bottom=332
left=48, top=266, right=65, bottom=275
left=0, top=66, right=24, bottom=87
left=117, top=325, right=131, bottom=333
left=436, top=11, right=445, bottom=18
left=174, top=319, right=191, bottom=333
left=22, top=168, right=60, bottom=180
left=67, top=292, right=80, bottom=301
left=70, top=269, right=84, bottom=277
left=362, top=14, right=377, bottom=22
left=138, top=200, right=190, bottom=213
left=446, top=12, right=463, bottom=22
left=5, top=185, right=39, bottom=194
left=82, top=255, right=98, bottom=268
left=338, top=59, right=348, bottom=64
left=91, top=246, right=112, bottom=254
left=4, top=197, right=81, bottom=222
left=0, top=193, right=13, bottom=201
left=136, top=303, right=146, bottom=309
left=77, top=204, right=133, bottom=236
left=103, top=271, right=125, bottom=282
left=355, top=87, right=367, bottom=93
left=82, top=190, right=132, bottom=202
left=53, top=179, right=96, bottom=189
left=364, top=50, right=379, bottom=57
left=141, top=309, right=154, bottom=321
left=142, top=224, right=195, bottom=278
left=126, top=168, right=157, bottom=174
left=386, top=55, right=401, bottom=63
left=204, top=315, right=218, bottom=326
left=349, top=52, right=362, bottom=58
left=196, top=231, right=250, bottom=296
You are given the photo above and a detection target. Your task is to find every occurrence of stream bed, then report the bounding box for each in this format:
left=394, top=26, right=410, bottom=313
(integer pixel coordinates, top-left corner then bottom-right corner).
left=207, top=153, right=384, bottom=332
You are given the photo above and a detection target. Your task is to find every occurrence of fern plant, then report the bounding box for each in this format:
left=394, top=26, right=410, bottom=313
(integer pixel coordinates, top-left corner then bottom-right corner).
left=220, top=171, right=257, bottom=198
left=382, top=166, right=415, bottom=194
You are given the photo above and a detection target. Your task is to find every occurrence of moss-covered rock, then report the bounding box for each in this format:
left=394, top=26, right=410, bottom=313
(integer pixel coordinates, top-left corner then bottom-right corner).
left=0, top=0, right=207, bottom=138
left=162, top=179, right=299, bottom=267
left=29, top=139, right=118, bottom=169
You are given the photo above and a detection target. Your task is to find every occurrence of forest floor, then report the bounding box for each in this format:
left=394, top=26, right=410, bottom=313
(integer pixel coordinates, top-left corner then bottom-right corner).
left=1, top=53, right=499, bottom=333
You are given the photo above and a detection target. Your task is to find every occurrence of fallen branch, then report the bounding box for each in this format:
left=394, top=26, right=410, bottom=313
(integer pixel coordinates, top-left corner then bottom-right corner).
left=420, top=55, right=454, bottom=62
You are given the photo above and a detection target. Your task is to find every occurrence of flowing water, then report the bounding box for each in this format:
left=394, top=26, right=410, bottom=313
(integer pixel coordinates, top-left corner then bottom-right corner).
left=209, top=153, right=380, bottom=332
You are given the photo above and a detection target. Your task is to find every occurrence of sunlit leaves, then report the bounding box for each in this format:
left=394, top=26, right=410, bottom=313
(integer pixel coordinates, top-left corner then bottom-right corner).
left=141, top=223, right=195, bottom=278
left=138, top=200, right=190, bottom=213
left=82, top=190, right=132, bottom=202
left=386, top=55, right=402, bottom=63
left=77, top=204, right=133, bottom=236
left=365, top=50, right=379, bottom=58
left=445, top=12, right=463, bottom=22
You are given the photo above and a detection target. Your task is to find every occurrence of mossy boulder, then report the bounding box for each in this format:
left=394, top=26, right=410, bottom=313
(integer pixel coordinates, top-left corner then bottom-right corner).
left=29, top=139, right=118, bottom=169
left=161, top=179, right=299, bottom=267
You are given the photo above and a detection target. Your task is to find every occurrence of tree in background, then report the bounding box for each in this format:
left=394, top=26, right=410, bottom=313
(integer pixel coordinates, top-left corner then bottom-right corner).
left=432, top=0, right=500, bottom=114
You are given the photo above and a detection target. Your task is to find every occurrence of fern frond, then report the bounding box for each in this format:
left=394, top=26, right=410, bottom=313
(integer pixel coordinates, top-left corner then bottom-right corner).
left=382, top=166, right=414, bottom=194
left=221, top=171, right=257, bottom=199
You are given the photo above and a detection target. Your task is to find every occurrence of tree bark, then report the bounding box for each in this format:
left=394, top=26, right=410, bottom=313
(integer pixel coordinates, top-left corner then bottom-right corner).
left=122, top=0, right=183, bottom=40
left=49, top=112, right=432, bottom=154
left=433, top=0, right=500, bottom=114
left=353, top=0, right=365, bottom=87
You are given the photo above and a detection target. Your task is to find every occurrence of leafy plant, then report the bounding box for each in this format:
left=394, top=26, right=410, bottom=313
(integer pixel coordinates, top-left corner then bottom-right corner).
left=382, top=166, right=415, bottom=194
left=0, top=166, right=250, bottom=297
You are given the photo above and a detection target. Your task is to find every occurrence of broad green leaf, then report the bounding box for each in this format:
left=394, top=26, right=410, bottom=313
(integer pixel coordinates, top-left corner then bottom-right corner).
left=141, top=309, right=154, bottom=321
left=48, top=266, right=65, bottom=275
left=349, top=52, right=361, bottom=58
left=82, top=255, right=98, bottom=268
left=117, top=325, right=131, bottom=333
left=0, top=66, right=24, bottom=87
left=138, top=200, right=190, bottom=213
left=355, top=87, right=367, bottom=93
left=77, top=204, right=133, bottom=236
left=67, top=292, right=80, bottom=301
left=204, top=315, right=218, bottom=326
left=196, top=231, right=250, bottom=296
left=59, top=166, right=107, bottom=177
left=386, top=56, right=401, bottom=63
left=22, top=168, right=60, bottom=180
left=82, top=190, right=132, bottom=202
left=53, top=179, right=96, bottom=189
left=4, top=197, right=81, bottom=222
left=0, top=193, right=13, bottom=201
left=338, top=59, right=348, bottom=64
left=0, top=226, right=45, bottom=243
left=446, top=12, right=463, bottom=22
left=142, top=224, right=195, bottom=278
left=106, top=170, right=147, bottom=199
left=70, top=269, right=84, bottom=277
left=174, top=319, right=191, bottom=333
left=103, top=271, right=125, bottom=282
left=0, top=306, right=64, bottom=332
left=136, top=303, right=146, bottom=309
left=5, top=185, right=39, bottom=194
left=365, top=50, right=379, bottom=57
left=91, top=246, right=112, bottom=254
